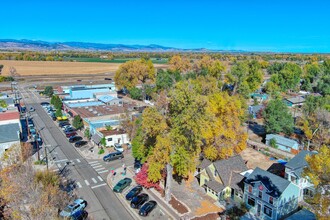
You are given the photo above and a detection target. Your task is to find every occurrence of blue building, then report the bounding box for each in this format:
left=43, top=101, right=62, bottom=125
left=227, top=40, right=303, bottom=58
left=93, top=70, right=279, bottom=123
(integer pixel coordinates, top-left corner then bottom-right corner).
left=63, top=83, right=116, bottom=99
left=266, top=134, right=299, bottom=154
left=244, top=167, right=300, bottom=220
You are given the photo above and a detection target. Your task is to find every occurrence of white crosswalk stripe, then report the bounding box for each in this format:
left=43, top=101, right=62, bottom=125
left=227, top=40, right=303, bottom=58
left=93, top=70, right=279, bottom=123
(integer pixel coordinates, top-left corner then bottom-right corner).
left=58, top=164, right=62, bottom=168
left=70, top=161, right=75, bottom=165
left=89, top=161, right=99, bottom=164
left=92, top=178, right=97, bottom=184
left=84, top=180, right=90, bottom=186
left=98, top=170, right=108, bottom=174
left=98, top=176, right=103, bottom=181
left=91, top=183, right=107, bottom=189
left=77, top=182, right=82, bottom=188
left=76, top=159, right=81, bottom=163
left=95, top=167, right=105, bottom=171
left=92, top=165, right=102, bottom=169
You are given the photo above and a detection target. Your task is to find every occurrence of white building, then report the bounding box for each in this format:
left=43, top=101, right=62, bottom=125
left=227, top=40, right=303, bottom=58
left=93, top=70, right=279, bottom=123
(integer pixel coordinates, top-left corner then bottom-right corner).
left=285, top=150, right=316, bottom=202
left=99, top=129, right=129, bottom=147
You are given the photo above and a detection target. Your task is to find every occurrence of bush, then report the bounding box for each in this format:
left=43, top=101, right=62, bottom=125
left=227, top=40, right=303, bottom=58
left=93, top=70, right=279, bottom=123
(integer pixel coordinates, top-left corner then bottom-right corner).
left=98, top=148, right=105, bottom=154
left=34, top=160, right=46, bottom=165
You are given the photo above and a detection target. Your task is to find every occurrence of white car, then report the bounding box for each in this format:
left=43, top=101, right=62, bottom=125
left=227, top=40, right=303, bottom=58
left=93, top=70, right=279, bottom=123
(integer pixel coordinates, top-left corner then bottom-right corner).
left=114, top=144, right=124, bottom=152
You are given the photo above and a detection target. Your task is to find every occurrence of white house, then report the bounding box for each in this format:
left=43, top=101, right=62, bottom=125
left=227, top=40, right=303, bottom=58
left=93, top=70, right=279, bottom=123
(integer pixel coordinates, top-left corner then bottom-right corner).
left=99, top=129, right=129, bottom=147
left=285, top=150, right=316, bottom=202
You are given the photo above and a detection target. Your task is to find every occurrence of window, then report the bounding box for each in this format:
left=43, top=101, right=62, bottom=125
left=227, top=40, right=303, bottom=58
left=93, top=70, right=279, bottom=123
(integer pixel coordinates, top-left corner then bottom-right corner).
left=247, top=196, right=255, bottom=207
left=248, top=185, right=252, bottom=193
left=269, top=196, right=273, bottom=205
left=107, top=137, right=112, bottom=141
left=264, top=205, right=272, bottom=217
left=258, top=191, right=262, bottom=199
left=291, top=176, right=296, bottom=183
left=214, top=170, right=217, bottom=177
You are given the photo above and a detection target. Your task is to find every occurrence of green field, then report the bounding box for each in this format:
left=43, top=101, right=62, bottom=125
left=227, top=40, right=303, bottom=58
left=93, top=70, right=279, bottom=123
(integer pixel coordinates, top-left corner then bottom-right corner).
left=63, top=57, right=168, bottom=64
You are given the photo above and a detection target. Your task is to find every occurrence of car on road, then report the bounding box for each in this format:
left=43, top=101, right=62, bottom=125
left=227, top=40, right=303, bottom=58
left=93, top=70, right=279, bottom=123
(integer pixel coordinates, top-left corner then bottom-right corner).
left=114, top=143, right=124, bottom=152
left=69, top=136, right=83, bottom=143
left=29, top=107, right=35, bottom=112
left=66, top=131, right=77, bottom=138
left=74, top=141, right=88, bottom=148
left=126, top=185, right=143, bottom=201
left=113, top=178, right=132, bottom=193
left=139, top=200, right=157, bottom=216
left=130, top=193, right=149, bottom=209
left=59, top=199, right=87, bottom=218
left=103, top=151, right=124, bottom=162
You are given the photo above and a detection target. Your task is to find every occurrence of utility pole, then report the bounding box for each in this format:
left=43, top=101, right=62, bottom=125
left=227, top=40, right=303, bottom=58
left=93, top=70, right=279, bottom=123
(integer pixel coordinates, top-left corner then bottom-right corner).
left=44, top=145, right=48, bottom=170
left=36, top=130, right=40, bottom=161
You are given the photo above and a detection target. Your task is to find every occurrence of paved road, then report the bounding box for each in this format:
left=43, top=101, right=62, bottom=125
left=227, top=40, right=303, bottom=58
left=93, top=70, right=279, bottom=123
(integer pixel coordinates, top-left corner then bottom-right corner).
left=19, top=85, right=134, bottom=220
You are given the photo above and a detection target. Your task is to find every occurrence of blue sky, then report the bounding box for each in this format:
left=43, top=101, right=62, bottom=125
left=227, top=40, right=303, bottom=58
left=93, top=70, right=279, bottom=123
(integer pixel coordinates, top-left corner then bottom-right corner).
left=2, top=0, right=330, bottom=52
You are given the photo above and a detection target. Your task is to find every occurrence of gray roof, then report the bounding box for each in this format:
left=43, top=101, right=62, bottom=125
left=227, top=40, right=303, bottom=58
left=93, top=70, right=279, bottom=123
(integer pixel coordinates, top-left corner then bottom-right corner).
left=91, top=133, right=102, bottom=144
left=0, top=123, right=20, bottom=143
left=197, top=158, right=212, bottom=169
left=285, top=150, right=317, bottom=177
left=284, top=209, right=316, bottom=220
left=248, top=105, right=264, bottom=114
left=286, top=96, right=305, bottom=104
left=205, top=167, right=215, bottom=181
left=214, top=155, right=248, bottom=186
left=230, top=172, right=246, bottom=191
left=204, top=180, right=225, bottom=193
left=244, top=167, right=291, bottom=198
left=266, top=134, right=299, bottom=148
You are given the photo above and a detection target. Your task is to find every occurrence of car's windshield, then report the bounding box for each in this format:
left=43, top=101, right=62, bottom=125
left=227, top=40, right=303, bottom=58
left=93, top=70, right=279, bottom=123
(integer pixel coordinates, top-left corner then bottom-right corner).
left=63, top=206, right=73, bottom=213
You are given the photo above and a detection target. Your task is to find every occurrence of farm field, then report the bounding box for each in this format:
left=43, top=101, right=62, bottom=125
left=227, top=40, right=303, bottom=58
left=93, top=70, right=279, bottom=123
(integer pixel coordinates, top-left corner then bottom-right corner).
left=0, top=60, right=167, bottom=76
left=63, top=57, right=169, bottom=64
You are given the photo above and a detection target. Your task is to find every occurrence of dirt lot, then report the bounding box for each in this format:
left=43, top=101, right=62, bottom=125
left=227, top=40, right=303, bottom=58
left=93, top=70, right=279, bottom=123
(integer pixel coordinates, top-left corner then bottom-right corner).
left=0, top=60, right=167, bottom=76
left=240, top=147, right=275, bottom=170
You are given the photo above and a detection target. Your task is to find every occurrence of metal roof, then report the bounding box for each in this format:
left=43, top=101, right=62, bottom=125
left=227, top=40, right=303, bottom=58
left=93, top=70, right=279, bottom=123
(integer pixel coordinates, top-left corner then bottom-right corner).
left=266, top=134, right=299, bottom=148
left=0, top=123, right=20, bottom=143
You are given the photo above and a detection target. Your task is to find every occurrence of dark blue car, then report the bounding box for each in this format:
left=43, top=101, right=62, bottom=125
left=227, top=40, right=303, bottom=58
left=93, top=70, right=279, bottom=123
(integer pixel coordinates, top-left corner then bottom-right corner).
left=125, top=185, right=142, bottom=201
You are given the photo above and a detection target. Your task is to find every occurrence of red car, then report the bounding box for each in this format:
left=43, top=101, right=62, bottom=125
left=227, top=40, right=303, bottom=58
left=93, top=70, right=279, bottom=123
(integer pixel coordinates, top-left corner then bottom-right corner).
left=66, top=131, right=77, bottom=138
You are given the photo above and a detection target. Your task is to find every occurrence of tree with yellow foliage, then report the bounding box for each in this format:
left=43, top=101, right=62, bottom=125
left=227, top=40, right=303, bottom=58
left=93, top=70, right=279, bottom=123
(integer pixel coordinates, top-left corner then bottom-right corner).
left=169, top=55, right=192, bottom=73
left=202, top=92, right=247, bottom=160
left=303, top=145, right=330, bottom=220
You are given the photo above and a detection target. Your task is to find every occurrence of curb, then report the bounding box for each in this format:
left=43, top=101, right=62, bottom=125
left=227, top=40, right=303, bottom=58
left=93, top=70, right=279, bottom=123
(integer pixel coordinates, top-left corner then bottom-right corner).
left=106, top=173, right=142, bottom=220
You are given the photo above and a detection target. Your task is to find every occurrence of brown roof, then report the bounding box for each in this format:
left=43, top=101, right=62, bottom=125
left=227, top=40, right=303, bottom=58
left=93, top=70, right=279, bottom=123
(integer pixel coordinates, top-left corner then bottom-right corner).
left=0, top=111, right=20, bottom=121
left=100, top=129, right=126, bottom=136
left=70, top=103, right=138, bottom=119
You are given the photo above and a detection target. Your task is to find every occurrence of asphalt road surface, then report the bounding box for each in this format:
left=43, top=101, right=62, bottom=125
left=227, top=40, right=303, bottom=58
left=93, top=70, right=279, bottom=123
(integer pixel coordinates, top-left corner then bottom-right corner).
left=19, top=85, right=133, bottom=220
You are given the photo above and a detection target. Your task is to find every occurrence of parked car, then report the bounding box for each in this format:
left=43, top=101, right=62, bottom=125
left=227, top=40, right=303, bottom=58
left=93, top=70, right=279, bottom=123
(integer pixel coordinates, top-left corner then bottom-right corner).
left=62, top=125, right=72, bottom=130
left=104, top=78, right=112, bottom=81
left=40, top=102, right=49, bottom=106
left=29, top=107, right=35, bottom=112
left=75, top=141, right=88, bottom=148
left=139, top=200, right=157, bottom=216
left=69, top=136, right=83, bottom=143
left=114, top=143, right=124, bottom=152
left=66, top=131, right=77, bottom=138
left=134, top=159, right=142, bottom=174
left=126, top=143, right=132, bottom=149
left=59, top=122, right=70, bottom=127
left=130, top=193, right=149, bottom=209
left=59, top=199, right=87, bottom=218
left=64, top=127, right=76, bottom=133
left=103, top=151, right=124, bottom=162
left=126, top=185, right=143, bottom=201
left=113, top=178, right=132, bottom=193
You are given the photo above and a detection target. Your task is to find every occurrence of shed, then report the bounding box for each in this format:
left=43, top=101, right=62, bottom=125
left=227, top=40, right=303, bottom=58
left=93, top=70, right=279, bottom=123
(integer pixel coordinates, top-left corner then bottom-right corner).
left=266, top=134, right=299, bottom=154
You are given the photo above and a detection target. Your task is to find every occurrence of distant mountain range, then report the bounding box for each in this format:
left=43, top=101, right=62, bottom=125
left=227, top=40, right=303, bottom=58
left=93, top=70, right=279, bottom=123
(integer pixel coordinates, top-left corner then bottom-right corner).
left=0, top=39, right=244, bottom=53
